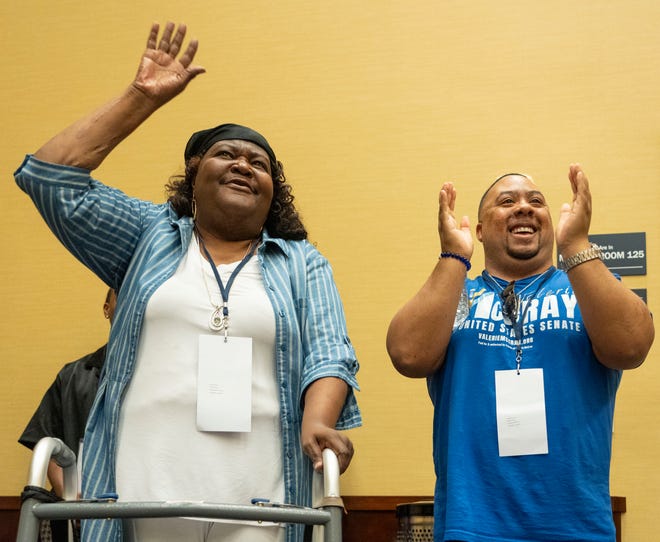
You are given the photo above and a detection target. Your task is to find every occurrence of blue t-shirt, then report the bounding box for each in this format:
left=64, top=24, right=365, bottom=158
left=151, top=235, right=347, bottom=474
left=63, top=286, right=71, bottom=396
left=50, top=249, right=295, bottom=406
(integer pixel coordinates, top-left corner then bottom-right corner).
left=428, top=267, right=621, bottom=542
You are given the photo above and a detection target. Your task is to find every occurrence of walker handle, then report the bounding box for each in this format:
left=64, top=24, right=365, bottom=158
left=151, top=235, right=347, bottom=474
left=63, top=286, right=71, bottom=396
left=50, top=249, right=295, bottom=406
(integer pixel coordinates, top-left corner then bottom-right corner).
left=28, top=437, right=78, bottom=502
left=321, top=448, right=340, bottom=498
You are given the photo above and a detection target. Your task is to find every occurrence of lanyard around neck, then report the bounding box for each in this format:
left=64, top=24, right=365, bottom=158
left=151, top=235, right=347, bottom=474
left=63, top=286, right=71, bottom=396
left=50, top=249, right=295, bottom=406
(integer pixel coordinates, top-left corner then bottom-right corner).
left=482, top=267, right=555, bottom=373
left=198, top=234, right=259, bottom=338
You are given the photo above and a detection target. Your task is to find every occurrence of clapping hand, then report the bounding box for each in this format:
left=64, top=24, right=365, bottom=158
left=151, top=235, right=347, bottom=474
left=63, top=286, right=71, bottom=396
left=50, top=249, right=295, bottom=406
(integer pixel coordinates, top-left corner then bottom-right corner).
left=438, top=182, right=473, bottom=261
left=555, top=164, right=592, bottom=255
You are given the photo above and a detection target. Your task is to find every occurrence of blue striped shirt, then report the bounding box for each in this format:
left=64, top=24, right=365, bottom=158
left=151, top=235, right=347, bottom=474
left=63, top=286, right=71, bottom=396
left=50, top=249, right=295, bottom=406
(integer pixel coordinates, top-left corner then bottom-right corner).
left=15, top=155, right=361, bottom=542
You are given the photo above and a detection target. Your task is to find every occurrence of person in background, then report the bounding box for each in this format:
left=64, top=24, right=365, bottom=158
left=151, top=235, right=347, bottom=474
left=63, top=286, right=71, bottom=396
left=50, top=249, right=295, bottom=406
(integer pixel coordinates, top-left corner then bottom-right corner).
left=19, top=287, right=116, bottom=541
left=387, top=167, right=654, bottom=541
left=15, top=22, right=360, bottom=542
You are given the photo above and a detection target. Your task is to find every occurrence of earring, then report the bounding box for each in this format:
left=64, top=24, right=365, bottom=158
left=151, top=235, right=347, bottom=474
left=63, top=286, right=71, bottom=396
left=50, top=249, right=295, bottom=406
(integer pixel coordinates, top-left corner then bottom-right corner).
left=191, top=195, right=197, bottom=221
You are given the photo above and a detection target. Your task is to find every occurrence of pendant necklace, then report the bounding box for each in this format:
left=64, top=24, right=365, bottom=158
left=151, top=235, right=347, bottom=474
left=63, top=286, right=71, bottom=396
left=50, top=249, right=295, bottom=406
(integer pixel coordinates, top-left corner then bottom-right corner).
left=197, top=232, right=259, bottom=339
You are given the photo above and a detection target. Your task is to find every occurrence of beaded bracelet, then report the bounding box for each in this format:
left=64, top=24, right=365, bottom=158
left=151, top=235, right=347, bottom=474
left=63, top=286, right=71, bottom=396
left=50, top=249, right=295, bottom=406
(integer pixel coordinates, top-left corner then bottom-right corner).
left=439, top=252, right=471, bottom=271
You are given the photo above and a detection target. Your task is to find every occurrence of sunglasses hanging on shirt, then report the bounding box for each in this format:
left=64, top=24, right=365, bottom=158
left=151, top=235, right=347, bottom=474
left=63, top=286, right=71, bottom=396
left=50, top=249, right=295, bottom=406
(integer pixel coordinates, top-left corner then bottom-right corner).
left=482, top=268, right=555, bottom=374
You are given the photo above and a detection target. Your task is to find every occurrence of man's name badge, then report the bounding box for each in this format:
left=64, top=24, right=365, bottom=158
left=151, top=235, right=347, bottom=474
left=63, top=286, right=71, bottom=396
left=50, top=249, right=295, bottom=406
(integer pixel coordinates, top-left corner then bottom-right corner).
left=197, top=335, right=252, bottom=432
left=495, top=369, right=548, bottom=457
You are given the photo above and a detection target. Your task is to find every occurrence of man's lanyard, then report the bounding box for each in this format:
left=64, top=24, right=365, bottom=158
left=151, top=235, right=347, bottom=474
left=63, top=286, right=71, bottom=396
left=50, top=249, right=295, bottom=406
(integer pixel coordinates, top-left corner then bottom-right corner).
left=482, top=267, right=555, bottom=373
left=198, top=235, right=259, bottom=340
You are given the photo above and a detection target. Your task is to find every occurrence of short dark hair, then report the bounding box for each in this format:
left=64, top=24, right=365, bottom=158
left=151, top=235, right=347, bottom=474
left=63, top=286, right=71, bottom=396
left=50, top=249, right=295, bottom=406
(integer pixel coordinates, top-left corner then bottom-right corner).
left=165, top=156, right=307, bottom=240
left=477, top=172, right=532, bottom=220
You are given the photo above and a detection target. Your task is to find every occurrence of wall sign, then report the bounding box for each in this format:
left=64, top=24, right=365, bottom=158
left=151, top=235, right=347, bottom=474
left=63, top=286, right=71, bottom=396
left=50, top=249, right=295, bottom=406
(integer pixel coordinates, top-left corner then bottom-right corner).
left=632, top=288, right=648, bottom=304
left=589, top=232, right=646, bottom=276
left=558, top=232, right=647, bottom=276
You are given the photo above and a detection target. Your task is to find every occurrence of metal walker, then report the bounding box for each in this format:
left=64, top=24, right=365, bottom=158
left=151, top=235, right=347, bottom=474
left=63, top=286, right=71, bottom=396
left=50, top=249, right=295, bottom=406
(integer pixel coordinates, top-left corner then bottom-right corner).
left=16, top=437, right=343, bottom=542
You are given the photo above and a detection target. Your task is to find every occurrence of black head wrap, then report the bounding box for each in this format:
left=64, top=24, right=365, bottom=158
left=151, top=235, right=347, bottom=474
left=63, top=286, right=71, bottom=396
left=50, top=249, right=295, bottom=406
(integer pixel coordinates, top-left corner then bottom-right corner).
left=184, top=123, right=277, bottom=171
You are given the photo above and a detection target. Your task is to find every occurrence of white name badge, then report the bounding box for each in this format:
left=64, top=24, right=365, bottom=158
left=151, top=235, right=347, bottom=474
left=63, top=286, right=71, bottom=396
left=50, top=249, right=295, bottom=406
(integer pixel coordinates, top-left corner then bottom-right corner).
left=495, top=369, right=549, bottom=457
left=197, top=335, right=252, bottom=432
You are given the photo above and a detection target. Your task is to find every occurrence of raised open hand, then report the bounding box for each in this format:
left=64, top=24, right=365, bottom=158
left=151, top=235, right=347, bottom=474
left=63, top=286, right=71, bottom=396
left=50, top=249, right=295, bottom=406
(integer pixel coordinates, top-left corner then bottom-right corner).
left=555, top=164, right=592, bottom=254
left=438, top=182, right=473, bottom=260
left=132, top=22, right=206, bottom=106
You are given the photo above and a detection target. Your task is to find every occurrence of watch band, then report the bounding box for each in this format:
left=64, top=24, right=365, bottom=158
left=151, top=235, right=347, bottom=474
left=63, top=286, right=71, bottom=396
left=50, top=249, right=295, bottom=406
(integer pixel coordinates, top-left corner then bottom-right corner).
left=562, top=243, right=603, bottom=272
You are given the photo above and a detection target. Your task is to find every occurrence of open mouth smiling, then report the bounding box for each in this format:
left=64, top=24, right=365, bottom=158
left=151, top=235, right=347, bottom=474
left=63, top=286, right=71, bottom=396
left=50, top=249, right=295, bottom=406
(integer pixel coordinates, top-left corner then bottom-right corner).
left=510, top=225, right=536, bottom=235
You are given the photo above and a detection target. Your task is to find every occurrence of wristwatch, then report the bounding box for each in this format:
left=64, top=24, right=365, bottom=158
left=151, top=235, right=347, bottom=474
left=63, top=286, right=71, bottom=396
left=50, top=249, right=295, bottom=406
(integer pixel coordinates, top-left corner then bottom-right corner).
left=562, top=243, right=603, bottom=272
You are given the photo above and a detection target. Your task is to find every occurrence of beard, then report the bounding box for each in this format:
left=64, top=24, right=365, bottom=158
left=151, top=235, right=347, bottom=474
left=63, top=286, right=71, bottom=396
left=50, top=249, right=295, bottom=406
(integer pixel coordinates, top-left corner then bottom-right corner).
left=505, top=239, right=542, bottom=260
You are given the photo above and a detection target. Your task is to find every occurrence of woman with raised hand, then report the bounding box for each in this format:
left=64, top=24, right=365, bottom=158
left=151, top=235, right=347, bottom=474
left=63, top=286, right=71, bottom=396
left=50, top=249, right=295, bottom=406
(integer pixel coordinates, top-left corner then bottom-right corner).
left=15, top=22, right=361, bottom=542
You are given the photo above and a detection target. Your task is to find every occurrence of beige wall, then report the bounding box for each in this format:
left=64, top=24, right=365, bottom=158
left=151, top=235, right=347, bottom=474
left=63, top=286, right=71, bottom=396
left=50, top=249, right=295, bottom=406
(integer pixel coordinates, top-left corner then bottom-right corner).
left=1, top=0, right=659, bottom=538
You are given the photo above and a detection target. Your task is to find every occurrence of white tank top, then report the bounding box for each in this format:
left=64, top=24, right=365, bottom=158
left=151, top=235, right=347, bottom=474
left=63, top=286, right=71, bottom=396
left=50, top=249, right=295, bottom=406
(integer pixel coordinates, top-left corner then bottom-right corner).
left=116, top=236, right=284, bottom=512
